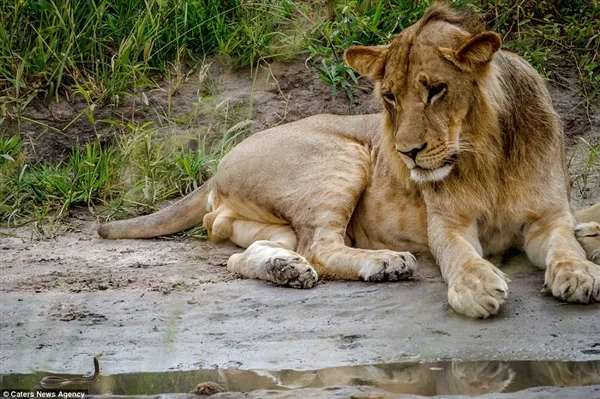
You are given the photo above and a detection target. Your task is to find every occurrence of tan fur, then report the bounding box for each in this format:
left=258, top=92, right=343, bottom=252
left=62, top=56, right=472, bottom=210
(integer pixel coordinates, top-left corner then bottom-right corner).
left=98, top=3, right=600, bottom=318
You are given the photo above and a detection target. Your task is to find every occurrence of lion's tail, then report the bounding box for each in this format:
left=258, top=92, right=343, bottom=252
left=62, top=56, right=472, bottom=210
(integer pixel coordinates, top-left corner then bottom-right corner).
left=98, top=178, right=214, bottom=239
left=575, top=203, right=600, bottom=224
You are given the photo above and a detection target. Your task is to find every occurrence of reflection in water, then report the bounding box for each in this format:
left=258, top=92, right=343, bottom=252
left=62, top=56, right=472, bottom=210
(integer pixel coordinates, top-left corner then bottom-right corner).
left=1, top=360, right=599, bottom=396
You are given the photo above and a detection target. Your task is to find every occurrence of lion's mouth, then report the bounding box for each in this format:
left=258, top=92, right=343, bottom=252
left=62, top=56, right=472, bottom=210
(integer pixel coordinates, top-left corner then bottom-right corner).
left=409, top=154, right=457, bottom=183
left=410, top=165, right=454, bottom=183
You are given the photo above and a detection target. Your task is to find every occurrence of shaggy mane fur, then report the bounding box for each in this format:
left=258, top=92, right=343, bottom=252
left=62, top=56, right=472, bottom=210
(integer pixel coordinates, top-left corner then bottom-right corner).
left=417, top=2, right=484, bottom=35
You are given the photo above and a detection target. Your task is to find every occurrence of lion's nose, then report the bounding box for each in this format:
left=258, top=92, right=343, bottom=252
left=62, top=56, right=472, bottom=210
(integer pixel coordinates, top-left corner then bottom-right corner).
left=397, top=142, right=427, bottom=161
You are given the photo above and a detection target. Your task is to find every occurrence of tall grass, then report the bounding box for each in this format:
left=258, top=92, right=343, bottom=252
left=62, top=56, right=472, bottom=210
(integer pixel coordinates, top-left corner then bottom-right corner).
left=0, top=0, right=311, bottom=113
left=304, top=0, right=600, bottom=100
left=0, top=107, right=249, bottom=227
left=2, top=1, right=598, bottom=110
left=305, top=0, right=431, bottom=99
left=480, top=0, right=600, bottom=100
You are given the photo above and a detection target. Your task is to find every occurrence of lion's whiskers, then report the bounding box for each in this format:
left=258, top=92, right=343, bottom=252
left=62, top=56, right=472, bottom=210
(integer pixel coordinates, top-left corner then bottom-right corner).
left=448, top=140, right=487, bottom=156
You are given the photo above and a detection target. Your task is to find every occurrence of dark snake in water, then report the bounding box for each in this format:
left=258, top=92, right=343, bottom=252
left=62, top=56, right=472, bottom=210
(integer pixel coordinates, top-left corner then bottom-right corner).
left=40, top=354, right=103, bottom=389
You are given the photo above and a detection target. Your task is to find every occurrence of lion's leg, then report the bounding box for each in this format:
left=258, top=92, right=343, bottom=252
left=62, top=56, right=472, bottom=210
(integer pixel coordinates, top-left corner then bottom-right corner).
left=291, top=165, right=417, bottom=282
left=304, top=238, right=417, bottom=281
left=524, top=211, right=600, bottom=303
left=296, top=220, right=417, bottom=282
left=574, top=202, right=600, bottom=224
left=226, top=220, right=318, bottom=289
left=426, top=212, right=509, bottom=319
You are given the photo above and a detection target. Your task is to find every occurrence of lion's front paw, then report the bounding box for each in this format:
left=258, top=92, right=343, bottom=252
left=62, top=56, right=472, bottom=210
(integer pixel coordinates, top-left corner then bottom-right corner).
left=266, top=256, right=318, bottom=289
left=575, top=222, right=600, bottom=264
left=544, top=259, right=600, bottom=303
left=359, top=251, right=417, bottom=282
left=448, top=259, right=509, bottom=318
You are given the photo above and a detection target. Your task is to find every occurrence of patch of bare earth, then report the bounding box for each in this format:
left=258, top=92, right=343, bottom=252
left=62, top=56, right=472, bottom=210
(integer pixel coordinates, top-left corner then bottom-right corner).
left=0, top=217, right=240, bottom=294
left=7, top=61, right=380, bottom=161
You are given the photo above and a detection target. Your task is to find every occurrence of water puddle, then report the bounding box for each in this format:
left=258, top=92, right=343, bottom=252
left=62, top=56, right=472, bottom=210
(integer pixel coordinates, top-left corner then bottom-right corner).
left=2, top=360, right=599, bottom=396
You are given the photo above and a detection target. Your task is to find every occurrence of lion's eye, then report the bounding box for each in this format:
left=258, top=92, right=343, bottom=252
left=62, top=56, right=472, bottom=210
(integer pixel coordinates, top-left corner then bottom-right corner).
left=427, top=83, right=447, bottom=103
left=383, top=92, right=396, bottom=105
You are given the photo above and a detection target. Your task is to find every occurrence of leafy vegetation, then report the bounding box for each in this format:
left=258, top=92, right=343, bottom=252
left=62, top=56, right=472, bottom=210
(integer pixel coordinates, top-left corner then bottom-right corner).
left=0, top=112, right=247, bottom=226
left=479, top=0, right=600, bottom=102
left=1, top=0, right=315, bottom=114
left=3, top=1, right=597, bottom=110
left=305, top=0, right=439, bottom=99
left=1, top=0, right=598, bottom=227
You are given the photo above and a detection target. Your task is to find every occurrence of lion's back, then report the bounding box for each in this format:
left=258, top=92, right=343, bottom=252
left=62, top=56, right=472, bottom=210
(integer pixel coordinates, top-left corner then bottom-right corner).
left=212, top=113, right=382, bottom=222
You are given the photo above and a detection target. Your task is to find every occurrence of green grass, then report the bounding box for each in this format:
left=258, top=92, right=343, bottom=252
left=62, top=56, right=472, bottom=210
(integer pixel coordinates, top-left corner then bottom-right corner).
left=304, top=0, right=438, bottom=99
left=478, top=0, right=600, bottom=102
left=0, top=0, right=316, bottom=114
left=1, top=0, right=599, bottom=227
left=3, top=1, right=597, bottom=111
left=569, top=138, right=600, bottom=201
left=0, top=104, right=248, bottom=227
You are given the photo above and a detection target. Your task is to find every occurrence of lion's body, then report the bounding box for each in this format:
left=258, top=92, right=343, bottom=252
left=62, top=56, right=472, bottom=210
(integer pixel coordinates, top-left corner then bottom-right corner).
left=99, top=3, right=600, bottom=318
left=213, top=113, right=429, bottom=258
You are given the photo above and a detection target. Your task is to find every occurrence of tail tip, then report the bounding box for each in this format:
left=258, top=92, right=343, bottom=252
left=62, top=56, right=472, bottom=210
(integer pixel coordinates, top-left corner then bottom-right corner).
left=97, top=224, right=111, bottom=239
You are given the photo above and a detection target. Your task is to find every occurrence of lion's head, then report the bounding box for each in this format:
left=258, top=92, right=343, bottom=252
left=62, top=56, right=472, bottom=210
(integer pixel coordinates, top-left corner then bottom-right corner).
left=345, top=4, right=502, bottom=183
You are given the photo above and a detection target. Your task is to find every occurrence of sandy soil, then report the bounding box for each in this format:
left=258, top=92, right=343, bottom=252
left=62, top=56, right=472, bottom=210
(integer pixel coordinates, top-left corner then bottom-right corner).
left=1, top=217, right=239, bottom=295
left=2, top=250, right=600, bottom=393
left=8, top=59, right=599, bottom=161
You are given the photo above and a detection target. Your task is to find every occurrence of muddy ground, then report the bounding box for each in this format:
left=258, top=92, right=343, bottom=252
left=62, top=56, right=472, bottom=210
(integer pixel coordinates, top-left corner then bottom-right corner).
left=2, top=224, right=600, bottom=397
left=1, top=60, right=600, bottom=397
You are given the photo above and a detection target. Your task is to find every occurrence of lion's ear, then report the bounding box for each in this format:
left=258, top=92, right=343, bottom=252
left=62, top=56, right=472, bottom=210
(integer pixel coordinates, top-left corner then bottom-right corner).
left=344, top=45, right=388, bottom=80
left=440, top=32, right=501, bottom=71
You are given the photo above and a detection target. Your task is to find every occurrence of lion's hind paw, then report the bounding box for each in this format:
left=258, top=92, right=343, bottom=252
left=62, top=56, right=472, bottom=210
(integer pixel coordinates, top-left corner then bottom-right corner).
left=266, top=256, right=319, bottom=289
left=575, top=222, right=600, bottom=264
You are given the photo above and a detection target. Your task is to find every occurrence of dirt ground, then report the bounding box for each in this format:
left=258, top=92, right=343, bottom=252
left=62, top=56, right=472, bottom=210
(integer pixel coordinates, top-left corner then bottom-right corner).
left=2, top=245, right=600, bottom=395
left=1, top=214, right=238, bottom=295
left=2, top=60, right=600, bottom=397
left=8, top=61, right=381, bottom=162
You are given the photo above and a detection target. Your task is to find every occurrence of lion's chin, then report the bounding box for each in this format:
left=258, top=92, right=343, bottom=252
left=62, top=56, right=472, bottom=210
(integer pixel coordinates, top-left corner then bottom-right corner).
left=410, top=165, right=453, bottom=183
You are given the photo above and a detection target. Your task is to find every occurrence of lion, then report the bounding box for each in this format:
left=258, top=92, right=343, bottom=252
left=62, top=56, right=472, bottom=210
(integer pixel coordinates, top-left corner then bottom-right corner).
left=98, top=3, right=600, bottom=318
